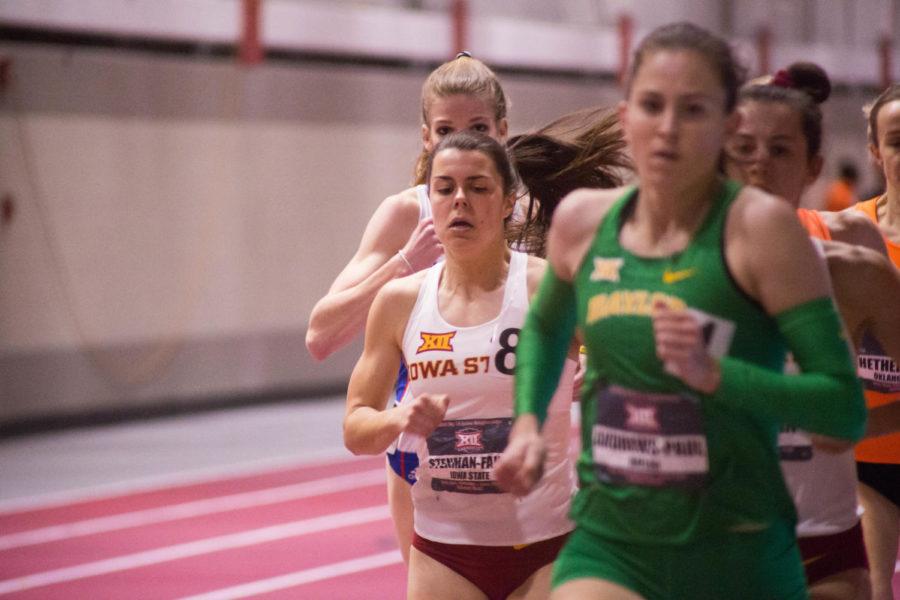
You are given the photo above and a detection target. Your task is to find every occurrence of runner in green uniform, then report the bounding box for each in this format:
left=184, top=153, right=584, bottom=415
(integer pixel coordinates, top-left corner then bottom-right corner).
left=494, top=22, right=866, bottom=600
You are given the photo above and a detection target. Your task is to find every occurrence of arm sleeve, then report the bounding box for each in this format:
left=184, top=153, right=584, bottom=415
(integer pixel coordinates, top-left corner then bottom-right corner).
left=713, top=296, right=867, bottom=441
left=515, top=265, right=578, bottom=425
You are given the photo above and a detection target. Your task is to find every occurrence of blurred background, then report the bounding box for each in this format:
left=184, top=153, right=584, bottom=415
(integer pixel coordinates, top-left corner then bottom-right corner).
left=1, top=0, right=898, bottom=433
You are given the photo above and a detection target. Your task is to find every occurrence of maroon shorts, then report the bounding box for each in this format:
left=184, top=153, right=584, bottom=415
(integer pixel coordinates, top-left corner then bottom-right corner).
left=412, top=531, right=569, bottom=600
left=798, top=520, right=869, bottom=586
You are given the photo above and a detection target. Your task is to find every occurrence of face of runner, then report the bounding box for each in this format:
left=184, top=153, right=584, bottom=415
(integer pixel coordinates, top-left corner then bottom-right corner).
left=428, top=148, right=515, bottom=254
left=871, top=99, right=900, bottom=192
left=619, top=48, right=736, bottom=192
left=422, top=94, right=508, bottom=152
left=725, top=100, right=822, bottom=206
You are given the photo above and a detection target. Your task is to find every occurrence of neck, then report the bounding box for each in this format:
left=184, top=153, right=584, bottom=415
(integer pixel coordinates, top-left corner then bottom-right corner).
left=881, top=186, right=900, bottom=219
left=441, top=242, right=511, bottom=296
left=634, top=174, right=722, bottom=240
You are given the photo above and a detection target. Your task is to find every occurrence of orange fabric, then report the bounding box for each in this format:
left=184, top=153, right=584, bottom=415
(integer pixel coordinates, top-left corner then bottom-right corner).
left=855, top=198, right=900, bottom=265
left=824, top=180, right=856, bottom=212
left=796, top=208, right=832, bottom=241
left=854, top=197, right=900, bottom=464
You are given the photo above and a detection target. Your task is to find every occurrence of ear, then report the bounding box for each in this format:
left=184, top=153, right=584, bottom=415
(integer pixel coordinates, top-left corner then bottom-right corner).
left=422, top=123, right=433, bottom=152
left=616, top=100, right=631, bottom=146
left=868, top=142, right=883, bottom=169
left=497, top=118, right=509, bottom=143
left=617, top=99, right=628, bottom=128
left=806, top=154, right=824, bottom=184
left=503, top=192, right=516, bottom=219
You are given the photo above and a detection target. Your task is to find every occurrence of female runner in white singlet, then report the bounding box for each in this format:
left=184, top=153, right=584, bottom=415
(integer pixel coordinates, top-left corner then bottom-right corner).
left=344, top=131, right=582, bottom=600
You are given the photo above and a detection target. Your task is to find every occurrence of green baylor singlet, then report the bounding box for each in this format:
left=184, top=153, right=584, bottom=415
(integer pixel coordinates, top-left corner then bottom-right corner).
left=572, top=180, right=797, bottom=545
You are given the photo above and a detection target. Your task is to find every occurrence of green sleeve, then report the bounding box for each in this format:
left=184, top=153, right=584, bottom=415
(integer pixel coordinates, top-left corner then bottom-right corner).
left=713, top=296, right=867, bottom=441
left=515, top=265, right=577, bottom=425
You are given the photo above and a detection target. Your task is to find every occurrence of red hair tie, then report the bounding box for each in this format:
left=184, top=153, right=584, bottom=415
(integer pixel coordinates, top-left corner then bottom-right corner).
left=771, top=69, right=794, bottom=88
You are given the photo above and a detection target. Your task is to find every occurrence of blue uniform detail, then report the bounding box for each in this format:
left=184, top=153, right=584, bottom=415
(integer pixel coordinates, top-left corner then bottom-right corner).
left=387, top=361, right=419, bottom=484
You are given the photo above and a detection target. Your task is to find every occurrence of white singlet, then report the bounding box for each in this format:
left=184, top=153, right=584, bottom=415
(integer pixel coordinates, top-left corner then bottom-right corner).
left=416, top=184, right=432, bottom=221
left=778, top=238, right=859, bottom=537
left=399, top=250, right=576, bottom=546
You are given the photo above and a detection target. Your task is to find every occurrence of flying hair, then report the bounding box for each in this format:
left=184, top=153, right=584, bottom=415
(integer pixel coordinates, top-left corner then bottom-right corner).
left=423, top=109, right=630, bottom=258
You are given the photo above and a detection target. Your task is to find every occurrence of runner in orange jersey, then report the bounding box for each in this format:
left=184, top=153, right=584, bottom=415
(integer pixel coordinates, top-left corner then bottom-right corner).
left=852, top=83, right=900, bottom=600
left=726, top=63, right=900, bottom=600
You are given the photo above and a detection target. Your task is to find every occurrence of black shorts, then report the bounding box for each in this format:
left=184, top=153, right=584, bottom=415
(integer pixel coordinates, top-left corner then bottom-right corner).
left=798, top=521, right=868, bottom=585
left=856, top=461, right=900, bottom=508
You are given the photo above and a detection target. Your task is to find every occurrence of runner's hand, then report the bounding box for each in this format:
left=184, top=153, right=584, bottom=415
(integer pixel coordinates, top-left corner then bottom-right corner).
left=399, top=218, right=443, bottom=273
left=572, top=351, right=587, bottom=403
left=493, top=414, right=546, bottom=497
left=652, top=302, right=720, bottom=394
left=400, top=393, right=449, bottom=438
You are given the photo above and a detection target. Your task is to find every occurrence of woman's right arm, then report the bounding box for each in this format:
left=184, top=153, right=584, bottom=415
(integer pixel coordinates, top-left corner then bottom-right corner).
left=305, top=191, right=442, bottom=361
left=825, top=241, right=900, bottom=358
left=343, top=278, right=448, bottom=455
left=826, top=208, right=889, bottom=255
left=824, top=241, right=900, bottom=441
left=658, top=190, right=867, bottom=441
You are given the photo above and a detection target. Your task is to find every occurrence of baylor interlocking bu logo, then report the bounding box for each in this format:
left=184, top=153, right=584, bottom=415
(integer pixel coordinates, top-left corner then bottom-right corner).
left=416, top=331, right=457, bottom=354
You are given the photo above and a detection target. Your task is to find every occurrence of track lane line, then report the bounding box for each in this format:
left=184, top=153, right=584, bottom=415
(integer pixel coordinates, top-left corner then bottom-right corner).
left=177, top=550, right=403, bottom=600
left=0, top=469, right=384, bottom=551
left=0, top=505, right=389, bottom=595
left=0, top=449, right=362, bottom=515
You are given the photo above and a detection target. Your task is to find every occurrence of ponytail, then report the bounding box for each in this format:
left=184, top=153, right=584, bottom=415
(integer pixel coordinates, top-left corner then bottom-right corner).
left=507, top=107, right=630, bottom=256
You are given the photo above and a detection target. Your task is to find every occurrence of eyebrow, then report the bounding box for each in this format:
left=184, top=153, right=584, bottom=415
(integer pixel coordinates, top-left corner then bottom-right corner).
left=736, top=133, right=795, bottom=142
left=680, top=93, right=720, bottom=104
left=637, top=90, right=716, bottom=101
left=432, top=117, right=490, bottom=124
left=432, top=174, right=492, bottom=182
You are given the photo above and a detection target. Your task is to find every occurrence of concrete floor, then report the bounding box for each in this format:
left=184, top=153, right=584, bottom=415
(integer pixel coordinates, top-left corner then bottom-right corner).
left=0, top=395, right=348, bottom=508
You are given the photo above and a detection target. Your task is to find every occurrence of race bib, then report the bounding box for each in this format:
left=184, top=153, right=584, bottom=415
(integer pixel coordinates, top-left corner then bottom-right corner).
left=857, top=332, right=900, bottom=394
left=686, top=308, right=736, bottom=359
left=778, top=426, right=813, bottom=462
left=426, top=417, right=511, bottom=494
left=593, top=385, right=708, bottom=488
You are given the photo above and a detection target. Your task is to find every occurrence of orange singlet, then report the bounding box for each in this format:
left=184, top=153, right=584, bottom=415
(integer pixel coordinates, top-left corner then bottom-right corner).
left=796, top=208, right=832, bottom=241
left=854, top=197, right=900, bottom=464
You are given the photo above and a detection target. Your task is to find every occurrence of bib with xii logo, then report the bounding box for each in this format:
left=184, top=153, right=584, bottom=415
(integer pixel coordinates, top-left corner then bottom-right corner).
left=572, top=180, right=797, bottom=545
left=400, top=250, right=576, bottom=546
left=593, top=385, right=708, bottom=488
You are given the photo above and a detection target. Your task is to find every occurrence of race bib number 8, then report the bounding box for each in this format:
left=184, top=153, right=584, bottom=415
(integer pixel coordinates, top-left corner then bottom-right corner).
left=593, top=385, right=708, bottom=489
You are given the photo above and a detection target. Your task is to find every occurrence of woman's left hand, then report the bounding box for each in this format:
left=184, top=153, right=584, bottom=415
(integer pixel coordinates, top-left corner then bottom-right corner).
left=652, top=302, right=721, bottom=394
